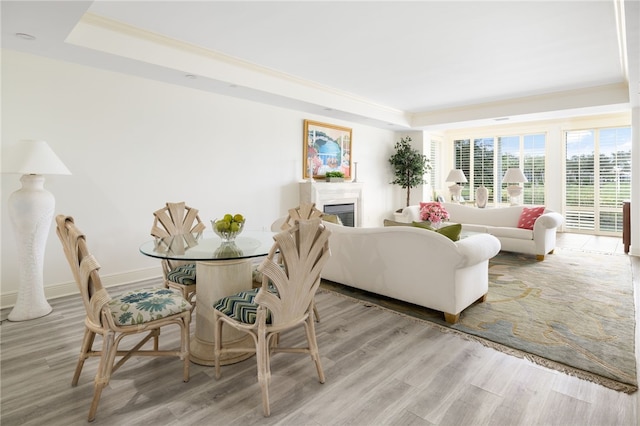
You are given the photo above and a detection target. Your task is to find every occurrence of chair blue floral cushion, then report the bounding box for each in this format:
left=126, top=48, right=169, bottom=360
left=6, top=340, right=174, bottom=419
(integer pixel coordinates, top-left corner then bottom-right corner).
left=167, top=263, right=196, bottom=285
left=213, top=288, right=272, bottom=324
left=109, top=287, right=192, bottom=326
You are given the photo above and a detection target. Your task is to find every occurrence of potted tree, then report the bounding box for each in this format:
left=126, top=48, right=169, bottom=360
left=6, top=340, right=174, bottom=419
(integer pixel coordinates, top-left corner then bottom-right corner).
left=389, top=136, right=431, bottom=209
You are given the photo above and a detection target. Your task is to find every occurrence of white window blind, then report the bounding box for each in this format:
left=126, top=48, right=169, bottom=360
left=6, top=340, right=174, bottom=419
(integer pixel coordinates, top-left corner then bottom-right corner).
left=473, top=138, right=494, bottom=202
left=453, top=139, right=471, bottom=200
left=565, top=129, right=596, bottom=230
left=564, top=127, right=630, bottom=234
left=429, top=138, right=441, bottom=196
left=497, top=135, right=520, bottom=205
left=598, top=127, right=631, bottom=232
left=523, top=134, right=546, bottom=205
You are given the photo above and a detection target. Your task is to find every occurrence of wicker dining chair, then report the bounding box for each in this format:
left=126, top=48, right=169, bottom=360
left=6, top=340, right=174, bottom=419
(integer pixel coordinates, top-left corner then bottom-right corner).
left=213, top=218, right=331, bottom=416
left=55, top=215, right=192, bottom=422
left=254, top=202, right=324, bottom=321
left=151, top=202, right=206, bottom=310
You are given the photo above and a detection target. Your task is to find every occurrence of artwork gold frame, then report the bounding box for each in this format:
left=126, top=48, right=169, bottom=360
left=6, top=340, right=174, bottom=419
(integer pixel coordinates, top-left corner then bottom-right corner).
left=303, top=120, right=352, bottom=180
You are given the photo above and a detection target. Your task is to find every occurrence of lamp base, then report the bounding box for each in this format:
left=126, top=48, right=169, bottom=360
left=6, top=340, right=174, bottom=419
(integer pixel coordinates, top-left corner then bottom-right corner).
left=506, top=185, right=523, bottom=206
left=8, top=302, right=52, bottom=322
left=448, top=183, right=463, bottom=204
left=8, top=174, right=54, bottom=321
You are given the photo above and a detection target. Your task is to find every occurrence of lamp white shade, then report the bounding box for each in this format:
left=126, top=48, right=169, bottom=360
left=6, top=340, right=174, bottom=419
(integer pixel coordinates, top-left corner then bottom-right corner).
left=502, top=168, right=528, bottom=183
left=445, top=169, right=467, bottom=183
left=3, top=140, right=71, bottom=175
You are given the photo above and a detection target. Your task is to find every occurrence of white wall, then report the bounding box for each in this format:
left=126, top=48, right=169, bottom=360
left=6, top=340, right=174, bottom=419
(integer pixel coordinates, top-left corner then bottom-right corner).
left=1, top=50, right=397, bottom=307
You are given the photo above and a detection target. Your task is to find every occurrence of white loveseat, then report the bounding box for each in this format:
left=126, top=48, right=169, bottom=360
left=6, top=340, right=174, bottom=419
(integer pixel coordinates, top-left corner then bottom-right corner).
left=318, top=221, right=501, bottom=323
left=397, top=202, right=564, bottom=260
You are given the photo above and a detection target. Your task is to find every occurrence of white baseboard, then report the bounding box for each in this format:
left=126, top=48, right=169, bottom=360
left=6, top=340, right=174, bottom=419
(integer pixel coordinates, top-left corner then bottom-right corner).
left=0, top=267, right=163, bottom=310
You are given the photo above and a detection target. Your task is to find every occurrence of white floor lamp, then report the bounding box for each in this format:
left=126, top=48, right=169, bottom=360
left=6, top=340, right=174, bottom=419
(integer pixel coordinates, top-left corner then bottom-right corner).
left=4, top=140, right=71, bottom=321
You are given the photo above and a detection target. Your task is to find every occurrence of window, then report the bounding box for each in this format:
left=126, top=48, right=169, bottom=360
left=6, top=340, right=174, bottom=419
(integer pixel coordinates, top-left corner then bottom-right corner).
left=473, top=138, right=494, bottom=203
left=523, top=134, right=546, bottom=205
left=565, top=127, right=631, bottom=234
left=454, top=134, right=545, bottom=205
left=428, top=138, right=441, bottom=195
left=453, top=139, right=471, bottom=200
left=497, top=136, right=520, bottom=204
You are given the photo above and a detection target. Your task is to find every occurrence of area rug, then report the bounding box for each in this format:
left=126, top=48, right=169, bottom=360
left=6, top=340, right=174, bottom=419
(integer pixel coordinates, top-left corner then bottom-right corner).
left=320, top=248, right=637, bottom=393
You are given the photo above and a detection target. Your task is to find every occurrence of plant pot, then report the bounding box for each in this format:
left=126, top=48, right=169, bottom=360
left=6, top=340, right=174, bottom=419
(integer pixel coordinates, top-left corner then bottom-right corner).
left=326, top=177, right=344, bottom=183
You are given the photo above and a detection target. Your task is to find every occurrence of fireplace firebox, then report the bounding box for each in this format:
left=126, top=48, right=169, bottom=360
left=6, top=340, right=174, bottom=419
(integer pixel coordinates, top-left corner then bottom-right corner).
left=323, top=203, right=355, bottom=227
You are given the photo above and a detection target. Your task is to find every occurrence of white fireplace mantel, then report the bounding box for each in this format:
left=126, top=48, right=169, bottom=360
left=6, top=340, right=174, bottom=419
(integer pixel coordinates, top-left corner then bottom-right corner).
left=299, top=181, right=363, bottom=227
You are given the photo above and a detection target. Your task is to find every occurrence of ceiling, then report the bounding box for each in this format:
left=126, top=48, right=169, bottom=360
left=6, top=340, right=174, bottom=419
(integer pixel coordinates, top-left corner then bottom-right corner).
left=2, top=1, right=639, bottom=131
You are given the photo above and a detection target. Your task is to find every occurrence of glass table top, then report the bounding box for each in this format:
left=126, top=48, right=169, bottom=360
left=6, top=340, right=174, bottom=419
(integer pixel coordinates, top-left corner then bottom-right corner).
left=139, top=230, right=276, bottom=261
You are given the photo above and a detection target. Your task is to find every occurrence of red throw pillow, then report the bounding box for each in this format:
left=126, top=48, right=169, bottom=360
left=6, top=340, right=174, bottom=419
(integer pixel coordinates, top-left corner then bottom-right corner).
left=517, top=206, right=546, bottom=230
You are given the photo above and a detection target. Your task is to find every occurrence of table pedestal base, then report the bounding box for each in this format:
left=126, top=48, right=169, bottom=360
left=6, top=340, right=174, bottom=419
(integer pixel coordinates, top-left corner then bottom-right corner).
left=191, top=258, right=255, bottom=365
left=190, top=334, right=254, bottom=366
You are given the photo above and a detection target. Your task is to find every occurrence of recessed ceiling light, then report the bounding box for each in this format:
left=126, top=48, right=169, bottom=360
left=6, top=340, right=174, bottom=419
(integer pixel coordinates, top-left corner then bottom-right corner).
left=185, top=74, right=197, bottom=79
left=494, top=117, right=510, bottom=121
left=15, top=33, right=36, bottom=41
left=324, top=108, right=333, bottom=111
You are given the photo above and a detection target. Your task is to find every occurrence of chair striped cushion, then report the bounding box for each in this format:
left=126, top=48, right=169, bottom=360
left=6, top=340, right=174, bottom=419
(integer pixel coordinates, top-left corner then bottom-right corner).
left=109, top=287, right=191, bottom=326
left=213, top=288, right=272, bottom=324
left=167, top=263, right=196, bottom=285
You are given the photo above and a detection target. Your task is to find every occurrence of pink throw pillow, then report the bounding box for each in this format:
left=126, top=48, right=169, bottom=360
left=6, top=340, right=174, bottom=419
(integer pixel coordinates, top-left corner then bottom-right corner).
left=517, top=206, right=545, bottom=230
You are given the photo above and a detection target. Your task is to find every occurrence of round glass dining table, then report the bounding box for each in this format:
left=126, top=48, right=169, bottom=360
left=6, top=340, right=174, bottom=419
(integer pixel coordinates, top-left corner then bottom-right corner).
left=140, top=230, right=276, bottom=366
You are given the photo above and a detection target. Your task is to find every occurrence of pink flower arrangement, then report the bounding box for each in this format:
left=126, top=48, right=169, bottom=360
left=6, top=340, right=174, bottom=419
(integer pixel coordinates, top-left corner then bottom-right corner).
left=419, top=202, right=449, bottom=224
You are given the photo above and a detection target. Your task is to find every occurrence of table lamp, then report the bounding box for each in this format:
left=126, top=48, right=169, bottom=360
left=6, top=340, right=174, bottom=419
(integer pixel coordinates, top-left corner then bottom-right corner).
left=503, top=168, right=528, bottom=205
left=4, top=140, right=71, bottom=321
left=446, top=169, right=467, bottom=203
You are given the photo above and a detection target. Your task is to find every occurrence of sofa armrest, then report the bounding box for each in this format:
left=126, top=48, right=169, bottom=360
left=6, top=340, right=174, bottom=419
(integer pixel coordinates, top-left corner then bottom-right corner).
left=532, top=212, right=563, bottom=257
left=397, top=205, right=421, bottom=223
left=455, top=234, right=501, bottom=267
left=535, top=212, right=564, bottom=230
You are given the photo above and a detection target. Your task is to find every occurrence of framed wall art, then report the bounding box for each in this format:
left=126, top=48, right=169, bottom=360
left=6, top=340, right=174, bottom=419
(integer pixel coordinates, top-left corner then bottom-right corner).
left=303, top=120, right=352, bottom=180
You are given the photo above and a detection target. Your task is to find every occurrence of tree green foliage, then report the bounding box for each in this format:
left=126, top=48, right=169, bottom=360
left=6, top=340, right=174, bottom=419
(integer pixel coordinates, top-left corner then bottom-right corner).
left=388, top=136, right=431, bottom=207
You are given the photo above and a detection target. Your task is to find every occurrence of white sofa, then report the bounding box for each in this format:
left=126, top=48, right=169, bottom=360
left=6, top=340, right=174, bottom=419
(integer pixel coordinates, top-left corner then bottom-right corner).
left=397, top=202, right=564, bottom=260
left=318, top=221, right=501, bottom=323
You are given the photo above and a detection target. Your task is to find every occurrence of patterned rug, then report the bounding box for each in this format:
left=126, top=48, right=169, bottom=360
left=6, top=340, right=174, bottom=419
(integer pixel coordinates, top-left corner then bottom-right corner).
left=320, top=248, right=637, bottom=393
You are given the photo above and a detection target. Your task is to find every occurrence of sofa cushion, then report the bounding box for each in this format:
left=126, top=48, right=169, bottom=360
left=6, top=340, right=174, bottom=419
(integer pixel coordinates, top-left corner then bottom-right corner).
left=444, top=203, right=522, bottom=227
left=517, top=206, right=546, bottom=230
left=412, top=221, right=462, bottom=242
left=487, top=226, right=533, bottom=240
left=383, top=218, right=462, bottom=241
left=462, top=224, right=489, bottom=233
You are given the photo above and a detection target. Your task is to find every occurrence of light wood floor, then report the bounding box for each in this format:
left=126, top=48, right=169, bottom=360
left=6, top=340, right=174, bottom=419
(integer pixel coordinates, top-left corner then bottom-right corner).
left=1, top=234, right=638, bottom=425
left=555, top=231, right=628, bottom=255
